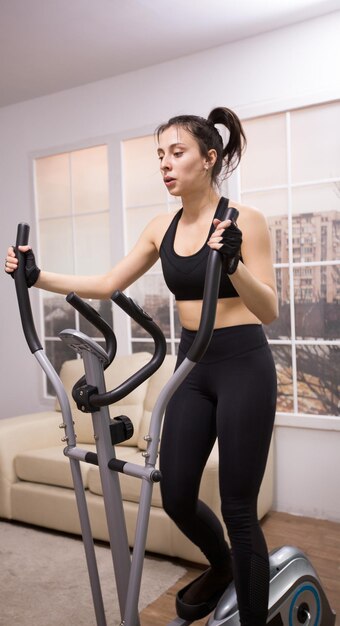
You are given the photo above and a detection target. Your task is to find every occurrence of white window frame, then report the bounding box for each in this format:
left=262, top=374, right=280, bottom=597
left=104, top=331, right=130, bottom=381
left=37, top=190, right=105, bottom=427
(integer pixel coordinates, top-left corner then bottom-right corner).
left=228, top=96, right=340, bottom=431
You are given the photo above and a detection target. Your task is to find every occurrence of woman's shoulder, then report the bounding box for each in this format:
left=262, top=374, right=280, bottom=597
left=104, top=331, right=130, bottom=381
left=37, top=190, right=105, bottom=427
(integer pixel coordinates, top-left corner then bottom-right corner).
left=144, top=208, right=181, bottom=250
left=229, top=200, right=268, bottom=230
left=229, top=199, right=264, bottom=219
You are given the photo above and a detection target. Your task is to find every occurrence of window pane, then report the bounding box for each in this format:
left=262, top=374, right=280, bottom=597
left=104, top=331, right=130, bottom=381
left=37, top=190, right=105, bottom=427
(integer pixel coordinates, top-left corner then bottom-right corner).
left=241, top=113, right=287, bottom=189
left=74, top=213, right=111, bottom=274
left=271, top=345, right=294, bottom=413
left=79, top=299, right=113, bottom=338
left=39, top=218, right=74, bottom=273
left=45, top=340, right=77, bottom=396
left=292, top=182, right=339, bottom=215
left=296, top=345, right=339, bottom=415
left=291, top=101, right=340, bottom=183
left=294, top=266, right=339, bottom=340
left=292, top=186, right=340, bottom=262
left=129, top=273, right=171, bottom=338
left=265, top=268, right=291, bottom=339
left=293, top=265, right=315, bottom=303
left=43, top=294, right=76, bottom=337
left=71, top=146, right=109, bottom=214
left=126, top=202, right=167, bottom=272
left=270, top=217, right=289, bottom=265
left=35, top=153, right=71, bottom=218
left=122, top=135, right=165, bottom=206
left=241, top=189, right=289, bottom=264
left=126, top=203, right=168, bottom=251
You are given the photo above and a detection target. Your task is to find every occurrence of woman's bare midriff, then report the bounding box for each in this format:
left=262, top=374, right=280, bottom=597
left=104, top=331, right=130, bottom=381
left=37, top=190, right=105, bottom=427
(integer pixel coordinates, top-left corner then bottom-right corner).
left=177, top=297, right=262, bottom=331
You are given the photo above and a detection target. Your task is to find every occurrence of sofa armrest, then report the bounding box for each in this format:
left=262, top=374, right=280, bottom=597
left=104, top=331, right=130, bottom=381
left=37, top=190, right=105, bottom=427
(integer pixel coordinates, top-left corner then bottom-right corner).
left=0, top=412, right=62, bottom=518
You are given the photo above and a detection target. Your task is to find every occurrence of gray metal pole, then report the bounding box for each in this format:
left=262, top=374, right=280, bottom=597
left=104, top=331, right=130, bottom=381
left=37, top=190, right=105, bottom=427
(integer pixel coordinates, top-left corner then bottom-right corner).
left=35, top=350, right=107, bottom=626
left=80, top=346, right=136, bottom=625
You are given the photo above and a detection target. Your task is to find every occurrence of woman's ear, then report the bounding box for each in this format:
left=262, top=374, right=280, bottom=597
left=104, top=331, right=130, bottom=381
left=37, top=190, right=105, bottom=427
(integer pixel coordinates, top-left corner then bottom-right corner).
left=205, top=148, right=217, bottom=169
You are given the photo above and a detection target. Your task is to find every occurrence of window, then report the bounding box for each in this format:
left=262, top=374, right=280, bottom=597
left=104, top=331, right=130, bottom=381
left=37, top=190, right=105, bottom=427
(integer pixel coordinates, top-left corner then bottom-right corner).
left=240, top=101, right=340, bottom=416
left=34, top=145, right=112, bottom=395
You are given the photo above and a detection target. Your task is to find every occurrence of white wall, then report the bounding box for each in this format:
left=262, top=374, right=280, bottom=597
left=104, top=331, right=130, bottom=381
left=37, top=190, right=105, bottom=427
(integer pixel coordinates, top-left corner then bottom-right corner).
left=273, top=420, right=340, bottom=522
left=1, top=12, right=339, bottom=519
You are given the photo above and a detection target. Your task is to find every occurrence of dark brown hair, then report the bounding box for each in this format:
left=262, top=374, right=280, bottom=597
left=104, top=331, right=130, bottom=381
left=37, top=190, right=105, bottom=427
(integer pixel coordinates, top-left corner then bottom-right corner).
left=156, top=107, right=246, bottom=184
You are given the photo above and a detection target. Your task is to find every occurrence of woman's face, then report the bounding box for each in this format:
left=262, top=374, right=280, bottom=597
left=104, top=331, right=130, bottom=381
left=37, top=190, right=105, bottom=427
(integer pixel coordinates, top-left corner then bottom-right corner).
left=157, top=125, right=211, bottom=197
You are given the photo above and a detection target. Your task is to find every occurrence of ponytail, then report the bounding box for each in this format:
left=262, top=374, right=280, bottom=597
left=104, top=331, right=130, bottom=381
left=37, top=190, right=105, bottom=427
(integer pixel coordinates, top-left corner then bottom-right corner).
left=207, top=107, right=246, bottom=180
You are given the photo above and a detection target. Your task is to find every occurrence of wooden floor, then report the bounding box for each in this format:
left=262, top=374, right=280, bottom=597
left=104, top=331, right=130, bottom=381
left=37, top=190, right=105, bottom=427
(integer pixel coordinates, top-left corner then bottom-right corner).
left=140, top=511, right=340, bottom=625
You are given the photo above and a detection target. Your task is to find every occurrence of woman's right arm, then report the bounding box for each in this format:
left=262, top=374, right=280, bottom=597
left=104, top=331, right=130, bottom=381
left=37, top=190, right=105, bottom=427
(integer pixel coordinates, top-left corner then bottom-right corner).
left=5, top=219, right=160, bottom=300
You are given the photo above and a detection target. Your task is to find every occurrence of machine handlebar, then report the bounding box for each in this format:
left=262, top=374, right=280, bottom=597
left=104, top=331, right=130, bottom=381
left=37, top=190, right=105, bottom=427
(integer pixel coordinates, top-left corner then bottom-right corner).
left=14, top=223, right=42, bottom=354
left=87, top=290, right=167, bottom=407
left=66, top=292, right=117, bottom=366
left=187, top=205, right=239, bottom=363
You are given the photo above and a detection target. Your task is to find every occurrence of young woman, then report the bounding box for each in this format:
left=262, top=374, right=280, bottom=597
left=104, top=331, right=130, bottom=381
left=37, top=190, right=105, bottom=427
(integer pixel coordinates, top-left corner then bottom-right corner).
left=5, top=107, right=278, bottom=626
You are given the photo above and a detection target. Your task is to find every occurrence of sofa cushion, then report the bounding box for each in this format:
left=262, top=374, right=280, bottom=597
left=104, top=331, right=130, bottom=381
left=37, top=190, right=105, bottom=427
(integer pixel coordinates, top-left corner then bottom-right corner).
left=58, top=353, right=151, bottom=446
left=137, top=355, right=176, bottom=450
left=15, top=445, right=96, bottom=489
left=0, top=412, right=64, bottom=519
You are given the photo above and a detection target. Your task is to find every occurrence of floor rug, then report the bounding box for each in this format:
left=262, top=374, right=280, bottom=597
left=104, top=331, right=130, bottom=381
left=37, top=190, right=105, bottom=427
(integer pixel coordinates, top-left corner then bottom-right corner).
left=0, top=520, right=185, bottom=625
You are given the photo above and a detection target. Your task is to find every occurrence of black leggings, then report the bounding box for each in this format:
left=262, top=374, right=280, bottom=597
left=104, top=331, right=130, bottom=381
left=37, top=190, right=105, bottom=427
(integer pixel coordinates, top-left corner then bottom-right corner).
left=160, top=324, right=277, bottom=626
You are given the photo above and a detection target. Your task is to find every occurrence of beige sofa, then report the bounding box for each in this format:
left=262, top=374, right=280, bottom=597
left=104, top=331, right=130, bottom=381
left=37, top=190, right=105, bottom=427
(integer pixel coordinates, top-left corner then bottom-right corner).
left=0, top=352, right=274, bottom=565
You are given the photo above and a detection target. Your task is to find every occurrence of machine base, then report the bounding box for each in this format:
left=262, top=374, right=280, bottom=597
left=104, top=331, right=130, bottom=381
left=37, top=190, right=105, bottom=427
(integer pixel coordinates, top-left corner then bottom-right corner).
left=206, top=545, right=336, bottom=626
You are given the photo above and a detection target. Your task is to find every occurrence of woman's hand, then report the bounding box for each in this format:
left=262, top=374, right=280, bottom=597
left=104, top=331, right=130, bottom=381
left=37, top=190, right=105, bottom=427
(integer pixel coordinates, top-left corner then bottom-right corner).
left=208, top=218, right=242, bottom=274
left=5, top=245, right=19, bottom=274
left=5, top=245, right=41, bottom=287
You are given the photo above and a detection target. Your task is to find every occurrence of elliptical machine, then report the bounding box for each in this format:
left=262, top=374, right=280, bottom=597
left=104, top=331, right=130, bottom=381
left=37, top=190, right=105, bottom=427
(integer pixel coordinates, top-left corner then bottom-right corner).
left=13, top=217, right=336, bottom=626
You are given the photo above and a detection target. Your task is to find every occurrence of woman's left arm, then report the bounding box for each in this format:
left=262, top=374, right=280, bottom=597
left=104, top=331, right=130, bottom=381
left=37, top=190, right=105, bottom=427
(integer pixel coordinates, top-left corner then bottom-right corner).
left=209, top=206, right=278, bottom=325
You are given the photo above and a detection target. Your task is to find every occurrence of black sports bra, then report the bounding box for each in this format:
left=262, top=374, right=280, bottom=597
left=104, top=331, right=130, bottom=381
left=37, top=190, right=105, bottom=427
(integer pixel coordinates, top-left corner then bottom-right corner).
left=159, top=197, right=240, bottom=301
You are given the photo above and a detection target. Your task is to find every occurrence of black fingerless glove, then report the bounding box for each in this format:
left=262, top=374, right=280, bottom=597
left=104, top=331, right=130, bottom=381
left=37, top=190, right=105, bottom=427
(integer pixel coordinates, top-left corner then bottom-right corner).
left=11, top=247, right=41, bottom=287
left=219, top=222, right=242, bottom=275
